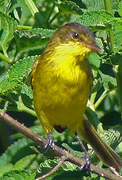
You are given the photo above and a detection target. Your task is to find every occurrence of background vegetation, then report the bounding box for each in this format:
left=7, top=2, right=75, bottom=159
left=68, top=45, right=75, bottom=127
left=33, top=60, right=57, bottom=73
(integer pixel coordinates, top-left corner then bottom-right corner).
left=0, top=0, right=122, bottom=179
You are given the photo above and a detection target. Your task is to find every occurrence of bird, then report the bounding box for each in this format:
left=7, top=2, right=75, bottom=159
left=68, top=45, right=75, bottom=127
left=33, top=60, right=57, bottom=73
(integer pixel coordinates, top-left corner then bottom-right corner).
left=31, top=22, right=122, bottom=171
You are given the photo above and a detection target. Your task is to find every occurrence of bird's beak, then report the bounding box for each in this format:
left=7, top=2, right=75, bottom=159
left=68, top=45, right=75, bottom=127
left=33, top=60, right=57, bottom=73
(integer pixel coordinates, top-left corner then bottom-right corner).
left=85, top=43, right=101, bottom=53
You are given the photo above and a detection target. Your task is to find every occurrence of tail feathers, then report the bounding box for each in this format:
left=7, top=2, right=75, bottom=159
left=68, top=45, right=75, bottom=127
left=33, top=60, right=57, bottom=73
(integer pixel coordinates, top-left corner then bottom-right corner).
left=77, top=119, right=122, bottom=171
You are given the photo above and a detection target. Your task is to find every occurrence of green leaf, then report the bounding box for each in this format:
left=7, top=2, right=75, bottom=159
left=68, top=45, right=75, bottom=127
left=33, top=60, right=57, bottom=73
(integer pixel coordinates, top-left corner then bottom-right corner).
left=0, top=0, right=12, bottom=15
left=112, top=21, right=122, bottom=52
left=39, top=159, right=59, bottom=177
left=58, top=0, right=83, bottom=15
left=0, top=0, right=32, bottom=24
left=39, top=158, right=77, bottom=174
left=0, top=170, right=36, bottom=180
left=111, top=53, right=121, bottom=65
left=61, top=161, right=77, bottom=171
left=15, top=28, right=53, bottom=60
left=0, top=164, right=13, bottom=178
left=99, top=128, right=121, bottom=152
left=14, top=154, right=37, bottom=170
left=75, top=10, right=113, bottom=26
left=118, top=1, right=122, bottom=16
left=0, top=138, right=34, bottom=167
left=62, top=143, right=84, bottom=157
left=51, top=170, right=88, bottom=180
left=16, top=28, right=54, bottom=39
left=82, top=0, right=105, bottom=10
left=99, top=71, right=117, bottom=90
left=21, top=84, right=33, bottom=100
left=24, top=0, right=39, bottom=16
left=112, top=0, right=120, bottom=10
left=0, top=12, right=17, bottom=55
left=88, top=52, right=101, bottom=69
left=82, top=0, right=120, bottom=11
left=0, top=55, right=38, bottom=96
left=86, top=107, right=100, bottom=129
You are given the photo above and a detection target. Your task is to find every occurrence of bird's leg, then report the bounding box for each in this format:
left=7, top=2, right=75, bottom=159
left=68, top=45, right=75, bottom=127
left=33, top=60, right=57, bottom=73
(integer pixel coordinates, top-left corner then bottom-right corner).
left=77, top=135, right=90, bottom=169
left=45, top=133, right=55, bottom=149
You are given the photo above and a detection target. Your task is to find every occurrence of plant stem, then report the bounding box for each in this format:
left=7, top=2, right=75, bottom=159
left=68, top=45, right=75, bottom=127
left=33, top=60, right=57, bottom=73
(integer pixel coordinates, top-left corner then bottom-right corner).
left=95, top=90, right=109, bottom=109
left=0, top=53, right=12, bottom=64
left=17, top=25, right=32, bottom=30
left=19, top=104, right=37, bottom=117
left=17, top=96, right=36, bottom=117
left=46, top=3, right=55, bottom=24
left=90, top=91, right=97, bottom=106
left=104, top=0, right=112, bottom=13
left=24, top=0, right=39, bottom=16
left=49, top=12, right=59, bottom=24
left=88, top=91, right=97, bottom=111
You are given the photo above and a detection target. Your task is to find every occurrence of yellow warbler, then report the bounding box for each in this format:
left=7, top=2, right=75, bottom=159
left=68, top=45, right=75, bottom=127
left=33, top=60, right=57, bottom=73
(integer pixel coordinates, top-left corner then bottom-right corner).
left=31, top=22, right=122, bottom=171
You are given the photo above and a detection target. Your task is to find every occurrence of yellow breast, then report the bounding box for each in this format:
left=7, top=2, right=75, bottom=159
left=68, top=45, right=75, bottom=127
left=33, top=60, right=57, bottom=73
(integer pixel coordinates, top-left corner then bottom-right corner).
left=31, top=42, right=93, bottom=133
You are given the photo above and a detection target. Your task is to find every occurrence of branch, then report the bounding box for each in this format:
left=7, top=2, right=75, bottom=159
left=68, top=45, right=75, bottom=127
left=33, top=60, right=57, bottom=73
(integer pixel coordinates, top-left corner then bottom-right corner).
left=0, top=109, right=121, bottom=180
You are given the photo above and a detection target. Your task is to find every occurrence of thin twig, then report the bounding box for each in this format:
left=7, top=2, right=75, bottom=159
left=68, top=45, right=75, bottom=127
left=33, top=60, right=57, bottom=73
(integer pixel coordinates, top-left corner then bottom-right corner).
left=36, top=156, right=67, bottom=180
left=94, top=90, right=109, bottom=109
left=0, top=109, right=121, bottom=180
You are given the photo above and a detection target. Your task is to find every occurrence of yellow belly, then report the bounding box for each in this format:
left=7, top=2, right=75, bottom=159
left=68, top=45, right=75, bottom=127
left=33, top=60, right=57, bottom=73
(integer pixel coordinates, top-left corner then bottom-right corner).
left=32, top=56, right=92, bottom=134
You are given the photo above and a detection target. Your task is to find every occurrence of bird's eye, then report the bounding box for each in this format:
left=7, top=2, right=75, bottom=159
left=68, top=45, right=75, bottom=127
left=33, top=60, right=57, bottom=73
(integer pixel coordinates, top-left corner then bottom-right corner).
left=72, top=32, right=79, bottom=39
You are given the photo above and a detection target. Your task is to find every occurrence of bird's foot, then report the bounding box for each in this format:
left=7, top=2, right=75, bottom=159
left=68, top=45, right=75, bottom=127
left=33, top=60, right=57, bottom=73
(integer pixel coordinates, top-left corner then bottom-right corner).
left=45, top=134, right=55, bottom=150
left=78, top=153, right=91, bottom=171
left=83, top=152, right=90, bottom=169
left=76, top=135, right=90, bottom=170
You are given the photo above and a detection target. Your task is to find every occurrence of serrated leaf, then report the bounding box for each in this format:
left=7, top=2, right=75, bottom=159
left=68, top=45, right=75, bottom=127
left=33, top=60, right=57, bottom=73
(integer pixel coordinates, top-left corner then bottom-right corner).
left=0, top=12, right=17, bottom=54
left=39, top=158, right=77, bottom=174
left=99, top=129, right=121, bottom=149
left=82, top=0, right=120, bottom=11
left=16, top=28, right=54, bottom=39
left=14, top=154, right=36, bottom=170
left=39, top=159, right=59, bottom=174
left=75, top=10, right=114, bottom=26
left=15, top=28, right=53, bottom=59
left=82, top=0, right=104, bottom=10
left=0, top=138, right=34, bottom=167
left=21, top=83, right=33, bottom=99
left=0, top=0, right=32, bottom=24
left=0, top=170, right=36, bottom=180
left=112, top=0, right=120, bottom=10
left=58, top=1, right=83, bottom=15
left=0, top=55, right=38, bottom=96
left=61, top=161, right=77, bottom=171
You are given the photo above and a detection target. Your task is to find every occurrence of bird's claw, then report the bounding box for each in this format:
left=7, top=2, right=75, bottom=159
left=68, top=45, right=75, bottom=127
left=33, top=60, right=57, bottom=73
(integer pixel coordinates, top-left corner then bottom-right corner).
left=78, top=153, right=91, bottom=171
left=45, top=134, right=55, bottom=150
left=83, top=153, right=90, bottom=169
